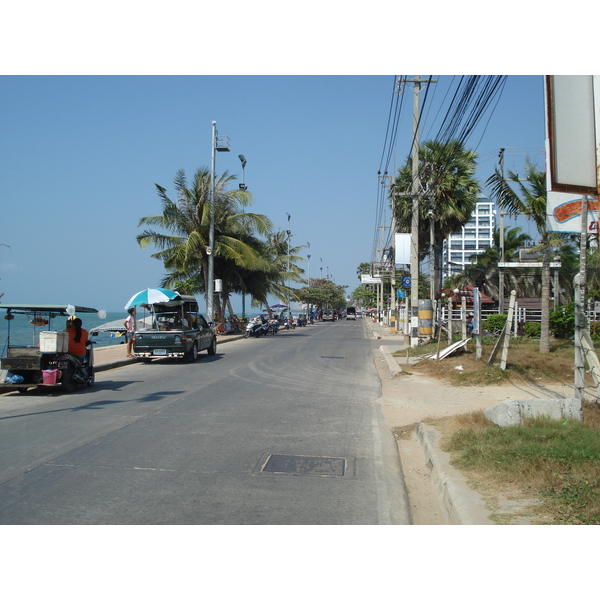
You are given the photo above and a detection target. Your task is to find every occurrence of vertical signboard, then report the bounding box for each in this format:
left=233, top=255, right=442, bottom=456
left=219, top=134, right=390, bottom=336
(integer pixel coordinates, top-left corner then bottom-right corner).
left=394, top=233, right=412, bottom=266
left=545, top=75, right=600, bottom=195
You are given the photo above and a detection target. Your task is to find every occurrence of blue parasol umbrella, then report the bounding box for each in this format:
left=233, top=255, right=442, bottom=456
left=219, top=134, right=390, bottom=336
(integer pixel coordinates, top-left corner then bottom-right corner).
left=270, top=304, right=288, bottom=309
left=124, top=288, right=180, bottom=309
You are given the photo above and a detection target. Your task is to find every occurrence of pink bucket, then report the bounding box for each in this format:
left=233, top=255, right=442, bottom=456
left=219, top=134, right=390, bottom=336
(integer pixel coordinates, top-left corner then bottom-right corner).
left=42, top=369, right=60, bottom=385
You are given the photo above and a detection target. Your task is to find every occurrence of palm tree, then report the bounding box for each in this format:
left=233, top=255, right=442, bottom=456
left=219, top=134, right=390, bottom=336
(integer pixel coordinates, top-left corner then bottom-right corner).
left=356, top=262, right=371, bottom=280
left=451, top=226, right=532, bottom=299
left=233, top=231, right=306, bottom=313
left=137, top=168, right=273, bottom=323
left=391, top=139, right=480, bottom=294
left=486, top=160, right=555, bottom=353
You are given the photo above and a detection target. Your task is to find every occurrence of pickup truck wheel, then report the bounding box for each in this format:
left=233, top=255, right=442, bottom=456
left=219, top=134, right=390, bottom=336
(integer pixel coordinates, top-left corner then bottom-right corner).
left=187, top=342, right=199, bottom=362
left=207, top=336, right=217, bottom=355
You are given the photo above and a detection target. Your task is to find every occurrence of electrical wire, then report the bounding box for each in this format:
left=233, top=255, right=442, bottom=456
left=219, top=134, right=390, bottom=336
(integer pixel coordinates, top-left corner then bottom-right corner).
left=373, top=75, right=511, bottom=273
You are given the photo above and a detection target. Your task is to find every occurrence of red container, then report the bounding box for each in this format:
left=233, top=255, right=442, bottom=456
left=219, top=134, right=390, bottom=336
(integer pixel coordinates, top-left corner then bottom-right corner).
left=42, top=369, right=60, bottom=385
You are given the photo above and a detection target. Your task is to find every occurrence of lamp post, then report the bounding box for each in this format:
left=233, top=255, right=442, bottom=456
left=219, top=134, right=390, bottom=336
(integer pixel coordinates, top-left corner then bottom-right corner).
left=307, top=244, right=311, bottom=320
left=286, top=213, right=291, bottom=318
left=238, top=154, right=247, bottom=191
left=239, top=154, right=247, bottom=318
left=208, top=121, right=230, bottom=322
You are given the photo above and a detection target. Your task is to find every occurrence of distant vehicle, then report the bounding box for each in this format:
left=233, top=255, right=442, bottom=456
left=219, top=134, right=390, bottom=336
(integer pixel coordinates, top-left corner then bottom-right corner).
left=346, top=307, right=356, bottom=320
left=132, top=295, right=216, bottom=361
left=322, top=309, right=335, bottom=321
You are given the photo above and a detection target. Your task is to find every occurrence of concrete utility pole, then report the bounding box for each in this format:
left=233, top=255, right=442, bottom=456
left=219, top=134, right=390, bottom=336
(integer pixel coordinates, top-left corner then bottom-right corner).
left=400, top=76, right=437, bottom=347
left=498, top=148, right=505, bottom=314
left=574, top=195, right=589, bottom=400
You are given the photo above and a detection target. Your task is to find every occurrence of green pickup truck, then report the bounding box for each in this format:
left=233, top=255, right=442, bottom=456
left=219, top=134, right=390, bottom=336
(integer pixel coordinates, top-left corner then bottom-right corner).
left=132, top=296, right=217, bottom=362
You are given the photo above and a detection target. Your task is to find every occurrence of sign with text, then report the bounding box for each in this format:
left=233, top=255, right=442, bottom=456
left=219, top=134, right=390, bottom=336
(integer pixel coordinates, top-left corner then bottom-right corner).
left=546, top=191, right=599, bottom=233
left=361, top=274, right=382, bottom=284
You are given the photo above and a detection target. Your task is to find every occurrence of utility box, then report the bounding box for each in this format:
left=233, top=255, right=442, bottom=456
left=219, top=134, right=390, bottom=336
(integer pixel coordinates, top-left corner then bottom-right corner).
left=39, top=331, right=69, bottom=353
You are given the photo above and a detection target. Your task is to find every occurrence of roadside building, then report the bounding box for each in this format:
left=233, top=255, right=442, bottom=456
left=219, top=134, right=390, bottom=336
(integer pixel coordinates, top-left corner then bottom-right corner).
left=443, top=193, right=496, bottom=281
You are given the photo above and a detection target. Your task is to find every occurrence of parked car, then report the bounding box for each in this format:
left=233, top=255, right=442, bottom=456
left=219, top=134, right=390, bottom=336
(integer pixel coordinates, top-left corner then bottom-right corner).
left=132, top=295, right=216, bottom=361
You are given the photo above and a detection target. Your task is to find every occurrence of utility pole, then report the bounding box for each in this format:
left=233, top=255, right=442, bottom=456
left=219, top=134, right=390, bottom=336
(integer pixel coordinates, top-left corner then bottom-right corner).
left=498, top=148, right=505, bottom=314
left=398, top=76, right=437, bottom=347
left=574, top=195, right=589, bottom=400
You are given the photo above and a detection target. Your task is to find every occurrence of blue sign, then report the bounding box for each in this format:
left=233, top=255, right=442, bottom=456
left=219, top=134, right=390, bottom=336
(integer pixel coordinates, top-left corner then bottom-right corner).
left=401, top=275, right=411, bottom=289
left=397, top=289, right=406, bottom=299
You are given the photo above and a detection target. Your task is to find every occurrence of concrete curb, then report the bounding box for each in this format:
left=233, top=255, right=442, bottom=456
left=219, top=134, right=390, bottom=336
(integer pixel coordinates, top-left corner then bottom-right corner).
left=95, top=333, right=245, bottom=373
left=416, top=423, right=494, bottom=525
left=379, top=345, right=403, bottom=378
left=0, top=334, right=247, bottom=390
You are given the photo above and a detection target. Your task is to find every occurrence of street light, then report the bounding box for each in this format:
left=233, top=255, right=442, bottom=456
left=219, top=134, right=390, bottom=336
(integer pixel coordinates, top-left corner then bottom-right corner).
left=239, top=154, right=248, bottom=317
left=238, top=154, right=247, bottom=190
left=307, top=242, right=311, bottom=320
left=286, top=213, right=291, bottom=317
left=208, top=121, right=230, bottom=323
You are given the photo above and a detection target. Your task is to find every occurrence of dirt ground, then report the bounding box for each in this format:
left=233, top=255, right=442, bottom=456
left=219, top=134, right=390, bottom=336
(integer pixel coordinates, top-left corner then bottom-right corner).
left=372, top=351, right=575, bottom=524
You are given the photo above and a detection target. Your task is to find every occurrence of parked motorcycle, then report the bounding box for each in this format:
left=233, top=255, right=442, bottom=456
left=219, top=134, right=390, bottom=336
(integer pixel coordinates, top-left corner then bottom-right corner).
left=268, top=319, right=279, bottom=334
left=282, top=318, right=295, bottom=330
left=244, top=316, right=270, bottom=338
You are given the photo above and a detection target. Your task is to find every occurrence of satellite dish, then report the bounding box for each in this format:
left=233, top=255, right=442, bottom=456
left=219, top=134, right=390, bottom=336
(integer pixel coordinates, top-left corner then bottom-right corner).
left=97, top=310, right=107, bottom=319
left=66, top=304, right=76, bottom=316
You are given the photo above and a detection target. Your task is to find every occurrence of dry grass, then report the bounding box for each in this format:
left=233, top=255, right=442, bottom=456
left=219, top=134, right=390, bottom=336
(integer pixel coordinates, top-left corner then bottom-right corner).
left=424, top=403, right=600, bottom=524
left=396, top=338, right=589, bottom=389
left=394, top=338, right=600, bottom=524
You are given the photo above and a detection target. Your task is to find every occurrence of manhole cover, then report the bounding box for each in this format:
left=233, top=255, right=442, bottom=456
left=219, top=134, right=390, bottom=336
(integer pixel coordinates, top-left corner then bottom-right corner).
left=261, top=454, right=346, bottom=477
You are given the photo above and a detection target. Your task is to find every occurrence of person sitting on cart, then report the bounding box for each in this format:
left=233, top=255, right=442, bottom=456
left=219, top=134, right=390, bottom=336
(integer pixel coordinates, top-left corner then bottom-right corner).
left=66, top=317, right=89, bottom=361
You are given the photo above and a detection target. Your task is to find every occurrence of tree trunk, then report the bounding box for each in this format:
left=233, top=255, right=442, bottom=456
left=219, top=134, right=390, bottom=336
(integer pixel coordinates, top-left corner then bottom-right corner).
left=539, top=242, right=551, bottom=354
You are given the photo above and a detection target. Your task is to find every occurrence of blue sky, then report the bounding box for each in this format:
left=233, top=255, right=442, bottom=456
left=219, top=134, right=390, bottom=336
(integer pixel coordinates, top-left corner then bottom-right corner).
left=0, top=75, right=546, bottom=312
left=1, top=1, right=593, bottom=584
left=0, top=5, right=592, bottom=315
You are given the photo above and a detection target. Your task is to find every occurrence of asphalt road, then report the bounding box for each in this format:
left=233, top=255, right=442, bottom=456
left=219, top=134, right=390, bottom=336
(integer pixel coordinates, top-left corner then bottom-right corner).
left=0, top=320, right=410, bottom=524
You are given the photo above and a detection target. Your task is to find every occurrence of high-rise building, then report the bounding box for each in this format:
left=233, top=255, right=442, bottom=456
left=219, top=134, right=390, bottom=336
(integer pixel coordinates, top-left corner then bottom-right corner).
left=443, top=193, right=496, bottom=281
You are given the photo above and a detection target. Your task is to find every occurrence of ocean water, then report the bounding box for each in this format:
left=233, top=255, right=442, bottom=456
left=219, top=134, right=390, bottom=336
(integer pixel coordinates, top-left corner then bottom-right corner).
left=0, top=311, right=129, bottom=353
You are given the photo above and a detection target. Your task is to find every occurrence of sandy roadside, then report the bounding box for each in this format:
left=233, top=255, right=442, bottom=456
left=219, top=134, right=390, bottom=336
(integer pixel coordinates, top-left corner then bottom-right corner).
left=372, top=349, right=574, bottom=524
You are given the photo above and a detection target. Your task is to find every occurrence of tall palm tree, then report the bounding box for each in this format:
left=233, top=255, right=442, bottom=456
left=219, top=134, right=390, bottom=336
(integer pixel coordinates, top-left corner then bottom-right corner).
left=356, top=262, right=371, bottom=279
left=390, top=139, right=480, bottom=294
left=450, top=226, right=532, bottom=298
left=486, top=160, right=555, bottom=353
left=137, top=168, right=273, bottom=322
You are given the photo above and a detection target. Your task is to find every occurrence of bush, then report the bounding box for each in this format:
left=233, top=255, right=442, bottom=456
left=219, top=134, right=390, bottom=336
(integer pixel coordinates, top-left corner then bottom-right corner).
left=523, top=321, right=541, bottom=338
left=484, top=313, right=508, bottom=333
left=550, top=303, right=575, bottom=339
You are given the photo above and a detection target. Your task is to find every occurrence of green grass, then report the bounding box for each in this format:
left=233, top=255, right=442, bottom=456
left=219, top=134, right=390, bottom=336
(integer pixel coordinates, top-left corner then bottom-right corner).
left=441, top=408, right=600, bottom=524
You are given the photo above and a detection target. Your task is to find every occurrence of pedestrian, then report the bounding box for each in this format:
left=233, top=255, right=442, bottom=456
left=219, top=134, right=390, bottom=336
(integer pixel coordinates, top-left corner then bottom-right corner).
left=467, top=312, right=475, bottom=337
left=124, top=307, right=136, bottom=357
left=66, top=317, right=89, bottom=361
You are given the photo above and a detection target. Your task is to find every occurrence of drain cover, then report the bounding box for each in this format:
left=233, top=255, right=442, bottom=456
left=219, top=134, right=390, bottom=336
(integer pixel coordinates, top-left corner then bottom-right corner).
left=261, top=454, right=346, bottom=477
